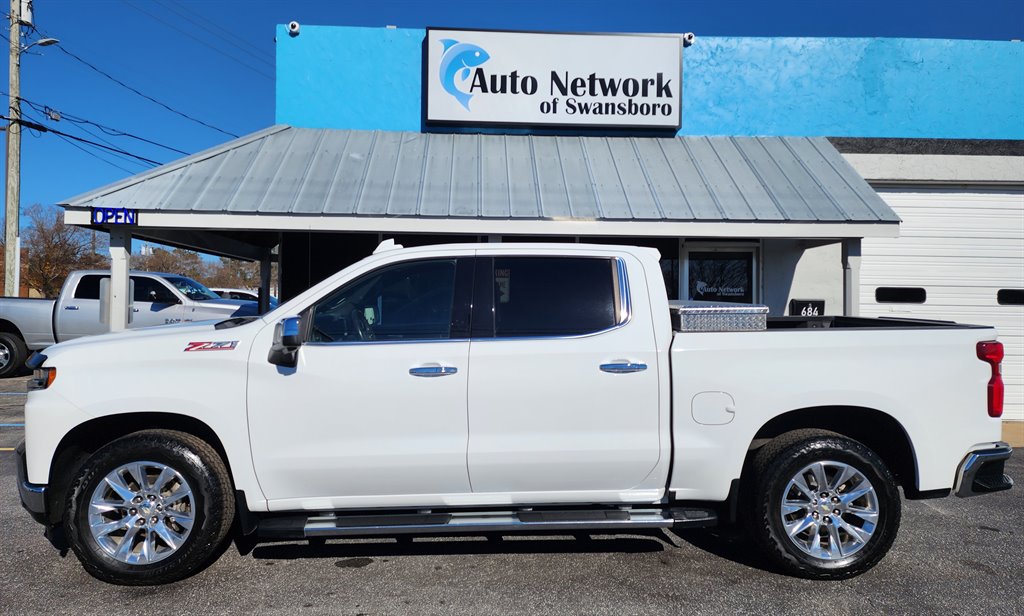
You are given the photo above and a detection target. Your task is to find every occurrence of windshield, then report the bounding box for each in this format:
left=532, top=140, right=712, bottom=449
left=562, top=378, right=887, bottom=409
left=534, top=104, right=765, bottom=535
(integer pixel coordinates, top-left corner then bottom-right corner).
left=161, top=275, right=222, bottom=301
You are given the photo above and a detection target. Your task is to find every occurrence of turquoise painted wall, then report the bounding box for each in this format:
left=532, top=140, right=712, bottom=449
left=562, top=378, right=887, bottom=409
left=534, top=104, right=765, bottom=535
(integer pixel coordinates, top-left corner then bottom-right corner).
left=276, top=25, right=1024, bottom=139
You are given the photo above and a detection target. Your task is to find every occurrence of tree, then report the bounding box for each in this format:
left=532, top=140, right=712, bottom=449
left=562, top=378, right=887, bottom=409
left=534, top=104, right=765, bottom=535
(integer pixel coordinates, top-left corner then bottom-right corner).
left=205, top=256, right=260, bottom=290
left=21, top=204, right=108, bottom=298
left=136, top=248, right=210, bottom=281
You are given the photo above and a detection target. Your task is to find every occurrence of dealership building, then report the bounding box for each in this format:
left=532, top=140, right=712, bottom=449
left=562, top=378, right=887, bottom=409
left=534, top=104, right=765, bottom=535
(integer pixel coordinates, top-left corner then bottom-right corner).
left=58, top=26, right=1023, bottom=433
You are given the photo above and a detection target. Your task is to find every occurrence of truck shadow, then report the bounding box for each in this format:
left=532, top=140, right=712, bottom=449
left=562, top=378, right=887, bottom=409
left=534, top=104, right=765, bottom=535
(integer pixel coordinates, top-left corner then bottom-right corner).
left=669, top=527, right=771, bottom=571
left=249, top=531, right=669, bottom=560
left=247, top=527, right=772, bottom=573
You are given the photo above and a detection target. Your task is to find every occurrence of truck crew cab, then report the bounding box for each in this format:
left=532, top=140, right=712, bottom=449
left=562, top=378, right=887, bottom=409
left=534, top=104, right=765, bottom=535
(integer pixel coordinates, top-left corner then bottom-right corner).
left=17, top=242, right=1013, bottom=585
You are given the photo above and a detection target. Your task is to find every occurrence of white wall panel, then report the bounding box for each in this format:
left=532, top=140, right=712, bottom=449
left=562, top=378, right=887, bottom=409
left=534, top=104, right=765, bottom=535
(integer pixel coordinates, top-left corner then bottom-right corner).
left=861, top=188, right=1024, bottom=422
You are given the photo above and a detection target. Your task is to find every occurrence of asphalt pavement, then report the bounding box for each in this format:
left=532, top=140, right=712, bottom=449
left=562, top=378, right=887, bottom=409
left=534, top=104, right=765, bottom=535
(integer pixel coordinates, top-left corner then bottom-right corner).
left=1, top=374, right=1021, bottom=615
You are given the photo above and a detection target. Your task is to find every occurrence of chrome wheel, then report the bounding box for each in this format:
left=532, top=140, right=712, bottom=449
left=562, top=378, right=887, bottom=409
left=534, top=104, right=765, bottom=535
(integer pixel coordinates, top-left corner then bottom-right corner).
left=0, top=342, right=10, bottom=370
left=779, top=460, right=879, bottom=560
left=88, top=461, right=195, bottom=565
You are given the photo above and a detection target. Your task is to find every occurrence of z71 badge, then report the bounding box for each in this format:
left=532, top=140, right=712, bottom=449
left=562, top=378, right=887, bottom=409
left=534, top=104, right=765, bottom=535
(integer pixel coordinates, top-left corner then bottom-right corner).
left=184, top=341, right=238, bottom=352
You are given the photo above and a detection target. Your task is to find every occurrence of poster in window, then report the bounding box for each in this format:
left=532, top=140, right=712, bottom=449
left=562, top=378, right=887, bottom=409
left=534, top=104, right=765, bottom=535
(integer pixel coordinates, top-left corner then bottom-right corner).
left=687, top=251, right=754, bottom=303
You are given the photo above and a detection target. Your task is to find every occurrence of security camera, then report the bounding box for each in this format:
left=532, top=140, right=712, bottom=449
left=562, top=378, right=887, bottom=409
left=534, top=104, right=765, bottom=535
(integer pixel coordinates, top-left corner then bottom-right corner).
left=288, top=21, right=300, bottom=37
left=682, top=32, right=696, bottom=47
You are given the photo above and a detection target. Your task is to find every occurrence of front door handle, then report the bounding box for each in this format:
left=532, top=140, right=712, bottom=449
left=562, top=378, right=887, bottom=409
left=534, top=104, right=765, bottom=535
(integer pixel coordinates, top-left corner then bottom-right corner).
left=64, top=305, right=79, bottom=311
left=409, top=366, right=458, bottom=378
left=600, top=362, right=648, bottom=374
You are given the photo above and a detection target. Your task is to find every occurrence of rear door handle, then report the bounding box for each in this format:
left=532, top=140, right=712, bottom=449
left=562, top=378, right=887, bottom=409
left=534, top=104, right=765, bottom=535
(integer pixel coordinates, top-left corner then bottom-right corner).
left=600, top=362, right=648, bottom=374
left=409, top=366, right=458, bottom=378
left=64, top=305, right=79, bottom=311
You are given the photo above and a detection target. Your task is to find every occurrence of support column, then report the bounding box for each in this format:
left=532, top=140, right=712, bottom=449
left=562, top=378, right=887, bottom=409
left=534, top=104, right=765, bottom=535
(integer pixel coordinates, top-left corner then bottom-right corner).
left=842, top=238, right=862, bottom=317
left=259, top=251, right=272, bottom=314
left=108, top=227, right=131, bottom=331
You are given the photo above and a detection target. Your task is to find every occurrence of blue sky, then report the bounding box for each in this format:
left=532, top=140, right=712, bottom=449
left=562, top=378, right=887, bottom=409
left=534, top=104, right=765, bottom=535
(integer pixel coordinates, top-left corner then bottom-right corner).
left=3, top=0, right=1022, bottom=224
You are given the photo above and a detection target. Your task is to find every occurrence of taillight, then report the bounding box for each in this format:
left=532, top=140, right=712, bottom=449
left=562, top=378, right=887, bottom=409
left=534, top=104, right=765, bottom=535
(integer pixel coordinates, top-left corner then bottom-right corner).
left=976, top=341, right=1003, bottom=418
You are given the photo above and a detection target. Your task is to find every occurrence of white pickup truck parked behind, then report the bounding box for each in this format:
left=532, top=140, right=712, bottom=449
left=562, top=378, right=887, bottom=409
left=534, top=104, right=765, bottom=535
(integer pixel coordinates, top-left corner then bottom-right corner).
left=16, top=242, right=1013, bottom=585
left=0, top=270, right=259, bottom=377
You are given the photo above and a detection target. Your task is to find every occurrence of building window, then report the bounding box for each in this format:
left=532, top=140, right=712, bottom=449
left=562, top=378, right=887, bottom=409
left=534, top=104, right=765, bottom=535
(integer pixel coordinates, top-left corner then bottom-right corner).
left=997, top=289, right=1024, bottom=306
left=682, top=243, right=759, bottom=304
left=875, top=287, right=926, bottom=304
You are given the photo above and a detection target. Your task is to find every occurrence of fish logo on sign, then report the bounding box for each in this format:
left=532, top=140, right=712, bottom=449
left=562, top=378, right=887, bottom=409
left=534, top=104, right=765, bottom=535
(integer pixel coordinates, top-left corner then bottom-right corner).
left=438, top=39, right=490, bottom=110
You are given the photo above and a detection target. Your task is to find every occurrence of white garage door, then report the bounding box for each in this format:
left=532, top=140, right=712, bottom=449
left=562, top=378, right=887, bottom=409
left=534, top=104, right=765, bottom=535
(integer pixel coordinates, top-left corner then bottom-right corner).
left=861, top=187, right=1024, bottom=422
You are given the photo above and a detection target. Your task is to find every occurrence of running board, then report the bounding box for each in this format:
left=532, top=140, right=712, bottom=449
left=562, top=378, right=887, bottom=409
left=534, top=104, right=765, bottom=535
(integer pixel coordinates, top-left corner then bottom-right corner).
left=257, top=507, right=717, bottom=540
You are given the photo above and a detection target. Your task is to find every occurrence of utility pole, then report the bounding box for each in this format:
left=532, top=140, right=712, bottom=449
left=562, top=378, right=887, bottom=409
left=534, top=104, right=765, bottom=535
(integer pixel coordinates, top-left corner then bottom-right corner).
left=4, top=0, right=22, bottom=296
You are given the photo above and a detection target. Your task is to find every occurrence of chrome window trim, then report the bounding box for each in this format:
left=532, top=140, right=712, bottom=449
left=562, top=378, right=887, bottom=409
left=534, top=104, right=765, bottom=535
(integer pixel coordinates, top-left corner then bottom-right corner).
left=304, top=338, right=471, bottom=348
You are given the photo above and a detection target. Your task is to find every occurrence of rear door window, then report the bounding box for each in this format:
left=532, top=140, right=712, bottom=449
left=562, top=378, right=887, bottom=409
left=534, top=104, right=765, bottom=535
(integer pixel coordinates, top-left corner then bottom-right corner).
left=483, top=257, right=619, bottom=338
left=73, top=275, right=106, bottom=300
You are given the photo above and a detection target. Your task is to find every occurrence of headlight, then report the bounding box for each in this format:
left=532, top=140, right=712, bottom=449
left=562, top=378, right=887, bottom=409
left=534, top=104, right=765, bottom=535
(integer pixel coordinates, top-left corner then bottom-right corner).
left=28, top=367, right=57, bottom=391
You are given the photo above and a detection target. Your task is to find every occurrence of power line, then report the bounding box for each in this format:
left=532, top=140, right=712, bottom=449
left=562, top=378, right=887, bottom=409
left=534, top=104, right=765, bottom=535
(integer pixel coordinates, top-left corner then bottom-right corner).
left=120, top=0, right=275, bottom=80
left=2, top=90, right=191, bottom=156
left=2, top=114, right=163, bottom=166
left=19, top=108, right=140, bottom=174
left=52, top=42, right=240, bottom=138
left=156, top=0, right=275, bottom=68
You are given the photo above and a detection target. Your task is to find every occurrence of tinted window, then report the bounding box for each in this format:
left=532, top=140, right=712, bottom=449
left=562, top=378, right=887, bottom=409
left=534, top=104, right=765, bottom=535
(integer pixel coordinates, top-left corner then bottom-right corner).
left=132, top=277, right=178, bottom=303
left=309, top=259, right=457, bottom=342
left=230, top=292, right=255, bottom=301
left=73, top=275, right=105, bottom=300
left=161, top=276, right=221, bottom=301
left=997, top=289, right=1024, bottom=306
left=875, top=287, right=926, bottom=304
left=491, top=257, right=617, bottom=337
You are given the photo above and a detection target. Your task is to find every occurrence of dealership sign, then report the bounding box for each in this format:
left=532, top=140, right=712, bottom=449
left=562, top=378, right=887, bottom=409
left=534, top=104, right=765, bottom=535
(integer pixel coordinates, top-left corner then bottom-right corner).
left=425, top=29, right=682, bottom=129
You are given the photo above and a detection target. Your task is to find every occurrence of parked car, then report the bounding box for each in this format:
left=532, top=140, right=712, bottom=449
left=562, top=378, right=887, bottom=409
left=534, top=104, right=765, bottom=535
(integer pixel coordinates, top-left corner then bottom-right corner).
left=16, top=242, right=1012, bottom=585
left=0, top=271, right=259, bottom=377
left=210, top=287, right=279, bottom=309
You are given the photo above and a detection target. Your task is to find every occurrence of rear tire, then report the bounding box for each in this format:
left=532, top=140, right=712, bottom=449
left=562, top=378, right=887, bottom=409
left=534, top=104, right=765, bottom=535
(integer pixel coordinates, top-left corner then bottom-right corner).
left=744, top=429, right=901, bottom=579
left=64, top=430, right=235, bottom=585
left=0, top=331, right=27, bottom=378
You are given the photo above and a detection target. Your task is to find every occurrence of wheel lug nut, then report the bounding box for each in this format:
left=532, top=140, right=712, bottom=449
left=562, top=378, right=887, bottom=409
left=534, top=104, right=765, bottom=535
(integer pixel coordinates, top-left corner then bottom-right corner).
left=136, top=518, right=145, bottom=526
left=150, top=516, right=158, bottom=524
left=132, top=496, right=143, bottom=504
left=129, top=508, right=137, bottom=515
left=832, top=496, right=840, bottom=503
left=812, top=512, right=819, bottom=518
left=819, top=492, right=828, bottom=498
left=823, top=516, right=832, bottom=524
left=148, top=494, right=157, bottom=501
left=833, top=509, right=841, bottom=516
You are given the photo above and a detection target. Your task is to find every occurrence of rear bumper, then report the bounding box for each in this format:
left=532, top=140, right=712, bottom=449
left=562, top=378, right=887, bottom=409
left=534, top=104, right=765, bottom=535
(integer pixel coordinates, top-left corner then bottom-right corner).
left=955, top=442, right=1014, bottom=498
left=15, top=440, right=48, bottom=524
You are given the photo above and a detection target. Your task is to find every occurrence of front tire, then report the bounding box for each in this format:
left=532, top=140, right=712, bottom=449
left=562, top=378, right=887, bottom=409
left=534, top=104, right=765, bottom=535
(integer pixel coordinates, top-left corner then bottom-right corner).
left=745, top=429, right=901, bottom=579
left=64, top=430, right=235, bottom=585
left=0, top=331, right=27, bottom=378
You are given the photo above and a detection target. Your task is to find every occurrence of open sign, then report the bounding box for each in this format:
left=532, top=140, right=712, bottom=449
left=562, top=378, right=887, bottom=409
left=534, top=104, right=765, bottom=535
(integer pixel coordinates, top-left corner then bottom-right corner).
left=90, top=207, right=139, bottom=225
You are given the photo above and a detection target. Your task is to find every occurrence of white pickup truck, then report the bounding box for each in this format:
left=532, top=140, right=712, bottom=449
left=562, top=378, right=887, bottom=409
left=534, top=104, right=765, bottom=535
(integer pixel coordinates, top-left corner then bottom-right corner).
left=16, top=242, right=1013, bottom=585
left=0, top=270, right=259, bottom=377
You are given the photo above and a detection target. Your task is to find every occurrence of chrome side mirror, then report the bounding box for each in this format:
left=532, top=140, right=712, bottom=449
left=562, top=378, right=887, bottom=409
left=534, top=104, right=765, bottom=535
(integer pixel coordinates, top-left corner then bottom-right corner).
left=268, top=316, right=302, bottom=367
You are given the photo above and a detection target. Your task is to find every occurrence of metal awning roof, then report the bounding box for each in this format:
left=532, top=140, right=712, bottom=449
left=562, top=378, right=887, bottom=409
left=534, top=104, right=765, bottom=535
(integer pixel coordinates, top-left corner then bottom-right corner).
left=61, top=125, right=899, bottom=241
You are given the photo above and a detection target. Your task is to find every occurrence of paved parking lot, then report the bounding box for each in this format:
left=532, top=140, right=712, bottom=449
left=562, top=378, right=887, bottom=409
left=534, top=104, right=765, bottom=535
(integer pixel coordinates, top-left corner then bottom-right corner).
left=1, top=374, right=1021, bottom=615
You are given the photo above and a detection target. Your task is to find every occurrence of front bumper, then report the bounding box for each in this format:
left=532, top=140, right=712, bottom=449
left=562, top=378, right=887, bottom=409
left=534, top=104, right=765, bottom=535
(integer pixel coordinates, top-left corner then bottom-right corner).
left=15, top=440, right=48, bottom=524
left=954, top=442, right=1014, bottom=498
